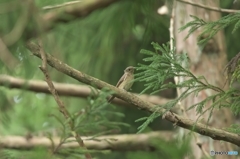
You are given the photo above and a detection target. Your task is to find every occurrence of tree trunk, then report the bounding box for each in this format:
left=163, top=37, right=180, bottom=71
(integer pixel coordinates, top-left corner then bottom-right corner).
left=174, top=0, right=234, bottom=158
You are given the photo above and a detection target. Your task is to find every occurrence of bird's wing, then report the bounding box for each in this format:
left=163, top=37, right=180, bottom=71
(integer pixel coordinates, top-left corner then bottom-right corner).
left=108, top=73, right=126, bottom=103
left=115, top=73, right=126, bottom=88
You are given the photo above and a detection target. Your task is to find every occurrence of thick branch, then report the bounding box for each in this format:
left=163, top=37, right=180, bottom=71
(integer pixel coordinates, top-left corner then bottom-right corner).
left=0, top=131, right=173, bottom=151
left=0, top=75, right=170, bottom=106
left=26, top=42, right=240, bottom=146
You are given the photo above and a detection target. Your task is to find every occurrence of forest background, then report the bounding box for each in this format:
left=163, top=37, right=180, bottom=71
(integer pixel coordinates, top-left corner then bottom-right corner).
left=0, top=0, right=240, bottom=159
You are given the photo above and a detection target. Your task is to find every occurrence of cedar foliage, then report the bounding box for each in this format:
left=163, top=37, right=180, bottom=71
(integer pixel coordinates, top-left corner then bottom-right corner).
left=0, top=0, right=240, bottom=158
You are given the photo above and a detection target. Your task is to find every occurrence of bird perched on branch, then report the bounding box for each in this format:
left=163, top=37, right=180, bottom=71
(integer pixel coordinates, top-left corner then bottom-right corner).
left=108, top=66, right=135, bottom=103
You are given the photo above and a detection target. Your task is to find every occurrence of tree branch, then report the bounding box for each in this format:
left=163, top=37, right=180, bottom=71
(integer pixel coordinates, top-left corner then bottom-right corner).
left=42, top=1, right=82, bottom=10
left=177, top=0, right=239, bottom=13
left=26, top=42, right=240, bottom=146
left=0, top=75, right=170, bottom=106
left=42, top=0, right=119, bottom=31
left=37, top=42, right=92, bottom=159
left=0, top=131, right=173, bottom=151
left=0, top=38, right=18, bottom=70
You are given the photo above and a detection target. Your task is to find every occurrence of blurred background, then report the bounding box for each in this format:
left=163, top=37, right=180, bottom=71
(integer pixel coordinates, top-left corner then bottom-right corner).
left=0, top=0, right=239, bottom=158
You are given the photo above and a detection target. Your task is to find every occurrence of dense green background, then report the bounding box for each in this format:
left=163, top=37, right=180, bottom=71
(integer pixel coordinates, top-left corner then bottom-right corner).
left=0, top=0, right=239, bottom=158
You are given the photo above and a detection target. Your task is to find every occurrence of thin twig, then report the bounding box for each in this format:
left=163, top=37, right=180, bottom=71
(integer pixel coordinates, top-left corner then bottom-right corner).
left=42, top=1, right=82, bottom=10
left=38, top=42, right=92, bottom=159
left=177, top=0, right=239, bottom=14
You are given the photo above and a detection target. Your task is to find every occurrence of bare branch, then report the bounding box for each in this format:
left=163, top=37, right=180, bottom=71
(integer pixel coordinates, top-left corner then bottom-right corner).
left=26, top=42, right=240, bottom=146
left=0, top=131, right=173, bottom=151
left=0, top=75, right=170, bottom=106
left=42, top=1, right=82, bottom=10
left=42, top=0, right=119, bottom=31
left=0, top=39, right=18, bottom=70
left=37, top=42, right=92, bottom=159
left=177, top=0, right=239, bottom=13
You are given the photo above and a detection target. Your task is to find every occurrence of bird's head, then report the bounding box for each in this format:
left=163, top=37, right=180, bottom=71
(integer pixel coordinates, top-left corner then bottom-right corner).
left=124, top=66, right=135, bottom=73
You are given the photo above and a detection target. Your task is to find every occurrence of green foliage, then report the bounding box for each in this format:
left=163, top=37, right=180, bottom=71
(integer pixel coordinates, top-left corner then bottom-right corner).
left=0, top=148, right=51, bottom=159
left=4, top=0, right=240, bottom=158
left=0, top=87, right=128, bottom=158
left=0, top=0, right=172, bottom=158
left=135, top=41, right=240, bottom=132
left=177, top=8, right=240, bottom=134
left=226, top=53, right=240, bottom=87
left=0, top=89, right=55, bottom=135
left=40, top=0, right=168, bottom=82
left=136, top=110, right=160, bottom=133
left=72, top=88, right=129, bottom=136
left=151, top=137, right=191, bottom=159
left=179, top=15, right=207, bottom=40
left=44, top=88, right=128, bottom=157
left=179, top=13, right=240, bottom=47
left=226, top=124, right=240, bottom=134
left=126, top=137, right=191, bottom=159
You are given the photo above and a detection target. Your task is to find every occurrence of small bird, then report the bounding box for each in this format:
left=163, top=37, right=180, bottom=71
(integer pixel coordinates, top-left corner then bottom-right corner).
left=108, top=66, right=135, bottom=103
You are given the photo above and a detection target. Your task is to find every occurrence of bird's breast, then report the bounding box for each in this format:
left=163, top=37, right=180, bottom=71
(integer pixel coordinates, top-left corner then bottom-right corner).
left=121, top=74, right=134, bottom=90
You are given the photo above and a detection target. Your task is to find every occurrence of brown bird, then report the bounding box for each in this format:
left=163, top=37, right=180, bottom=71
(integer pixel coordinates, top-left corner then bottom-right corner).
left=108, top=66, right=135, bottom=103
